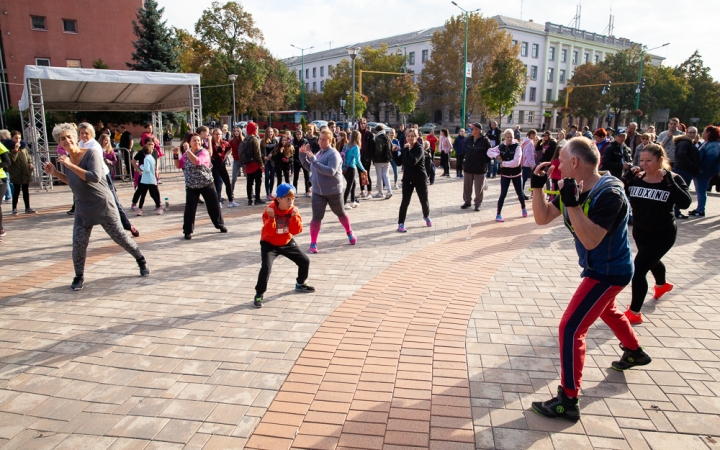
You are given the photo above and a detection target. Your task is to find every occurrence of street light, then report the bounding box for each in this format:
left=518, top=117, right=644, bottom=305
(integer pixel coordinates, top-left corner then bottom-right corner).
left=291, top=44, right=314, bottom=111
left=228, top=74, right=237, bottom=127
left=347, top=46, right=361, bottom=128
left=635, top=43, right=669, bottom=121
left=451, top=2, right=480, bottom=130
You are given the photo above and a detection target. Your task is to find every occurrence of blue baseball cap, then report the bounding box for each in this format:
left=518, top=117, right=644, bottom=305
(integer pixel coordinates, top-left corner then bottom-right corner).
left=276, top=183, right=296, bottom=198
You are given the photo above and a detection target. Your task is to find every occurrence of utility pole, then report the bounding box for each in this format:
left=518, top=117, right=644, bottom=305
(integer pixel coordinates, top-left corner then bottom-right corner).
left=347, top=47, right=361, bottom=128
left=635, top=43, right=669, bottom=122
left=451, top=2, right=480, bottom=130
left=291, top=44, right=314, bottom=111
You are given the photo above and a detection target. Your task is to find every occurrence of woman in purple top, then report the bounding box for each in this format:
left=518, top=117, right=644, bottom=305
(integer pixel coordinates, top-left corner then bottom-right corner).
left=173, top=133, right=226, bottom=240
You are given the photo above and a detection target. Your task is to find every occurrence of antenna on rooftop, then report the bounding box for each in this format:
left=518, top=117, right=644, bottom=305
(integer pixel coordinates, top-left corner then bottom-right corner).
left=520, top=0, right=523, bottom=19
left=567, top=3, right=582, bottom=30
left=326, top=41, right=333, bottom=49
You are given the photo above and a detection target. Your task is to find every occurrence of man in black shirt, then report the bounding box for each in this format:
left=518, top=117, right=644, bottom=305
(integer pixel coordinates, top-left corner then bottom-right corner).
left=461, top=123, right=491, bottom=211
left=118, top=125, right=134, bottom=179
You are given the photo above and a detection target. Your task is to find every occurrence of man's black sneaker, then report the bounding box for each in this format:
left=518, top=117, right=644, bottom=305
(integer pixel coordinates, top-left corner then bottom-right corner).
left=254, top=295, right=263, bottom=308
left=531, top=385, right=580, bottom=422
left=255, top=198, right=266, bottom=205
left=71, top=276, right=84, bottom=291
left=184, top=234, right=192, bottom=240
left=461, top=203, right=471, bottom=209
left=676, top=213, right=689, bottom=219
left=688, top=209, right=705, bottom=217
left=611, top=344, right=652, bottom=371
left=248, top=199, right=254, bottom=206
left=295, top=283, right=316, bottom=293
left=475, top=205, right=481, bottom=211
left=137, top=257, right=150, bottom=276
left=219, top=226, right=228, bottom=233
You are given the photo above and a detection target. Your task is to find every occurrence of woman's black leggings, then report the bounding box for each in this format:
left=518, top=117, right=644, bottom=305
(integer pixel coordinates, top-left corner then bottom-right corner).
left=293, top=161, right=310, bottom=193
left=343, top=167, right=357, bottom=204
left=398, top=179, right=430, bottom=224
left=276, top=166, right=290, bottom=186
left=11, top=183, right=30, bottom=210
left=630, top=226, right=676, bottom=312
left=497, top=176, right=526, bottom=214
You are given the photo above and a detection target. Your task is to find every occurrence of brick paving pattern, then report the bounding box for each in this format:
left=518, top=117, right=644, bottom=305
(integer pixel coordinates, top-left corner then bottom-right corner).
left=1, top=173, right=720, bottom=449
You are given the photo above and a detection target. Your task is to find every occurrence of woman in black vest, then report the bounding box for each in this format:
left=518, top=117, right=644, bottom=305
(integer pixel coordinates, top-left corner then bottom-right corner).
left=489, top=129, right=526, bottom=222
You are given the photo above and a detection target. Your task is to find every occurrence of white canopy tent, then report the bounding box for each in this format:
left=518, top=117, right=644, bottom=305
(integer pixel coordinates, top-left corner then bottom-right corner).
left=18, top=66, right=203, bottom=189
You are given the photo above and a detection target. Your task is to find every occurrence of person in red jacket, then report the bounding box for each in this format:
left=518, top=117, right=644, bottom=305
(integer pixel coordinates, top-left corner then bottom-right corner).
left=254, top=183, right=315, bottom=308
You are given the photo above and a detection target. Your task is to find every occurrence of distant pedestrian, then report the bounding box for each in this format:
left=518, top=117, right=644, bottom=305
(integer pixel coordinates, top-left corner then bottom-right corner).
left=393, top=128, right=431, bottom=232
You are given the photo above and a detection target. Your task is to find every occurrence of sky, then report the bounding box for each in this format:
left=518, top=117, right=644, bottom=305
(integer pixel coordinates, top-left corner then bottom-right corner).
left=157, top=0, right=718, bottom=79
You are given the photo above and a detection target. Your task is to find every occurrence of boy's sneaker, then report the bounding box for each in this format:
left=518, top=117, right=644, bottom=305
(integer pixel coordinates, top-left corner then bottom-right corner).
left=348, top=232, right=357, bottom=245
left=344, top=204, right=353, bottom=210
left=156, top=207, right=164, bottom=215
left=397, top=223, right=407, bottom=233
left=11, top=209, right=17, bottom=215
left=424, top=217, right=432, bottom=227
left=136, top=209, right=142, bottom=216
left=624, top=308, right=643, bottom=325
left=295, top=283, right=316, bottom=293
left=372, top=192, right=384, bottom=198
left=385, top=192, right=393, bottom=199
left=71, top=276, right=84, bottom=291
left=653, top=283, right=673, bottom=300
left=228, top=201, right=240, bottom=207
left=531, top=385, right=580, bottom=422
left=254, top=295, right=263, bottom=308
left=522, top=208, right=528, bottom=218
left=688, top=209, right=705, bottom=217
left=496, top=214, right=504, bottom=222
left=137, top=258, right=150, bottom=277
left=130, top=203, right=137, bottom=211
left=611, top=344, right=652, bottom=371
left=309, top=243, right=318, bottom=254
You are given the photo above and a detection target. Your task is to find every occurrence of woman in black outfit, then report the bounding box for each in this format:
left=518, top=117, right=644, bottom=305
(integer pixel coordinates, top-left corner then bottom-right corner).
left=623, top=143, right=692, bottom=324
left=292, top=129, right=310, bottom=196
left=273, top=134, right=293, bottom=186
left=393, top=128, right=431, bottom=232
left=489, top=129, right=526, bottom=222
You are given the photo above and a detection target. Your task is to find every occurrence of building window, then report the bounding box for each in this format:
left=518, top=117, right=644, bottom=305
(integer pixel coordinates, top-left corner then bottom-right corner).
left=421, top=49, right=428, bottom=63
left=531, top=44, right=539, bottom=58
left=35, top=58, right=51, bottom=67
left=546, top=89, right=553, bottom=102
left=320, top=80, right=324, bottom=91
left=530, top=66, right=537, bottom=80
left=384, top=110, right=389, bottom=123
left=512, top=40, right=518, bottom=47
left=547, top=68, right=554, bottom=82
left=507, top=111, right=513, bottom=124
left=561, top=49, right=567, bottom=63
left=594, top=54, right=600, bottom=64
left=66, top=59, right=81, bottom=68
left=549, top=47, right=555, bottom=61
left=312, top=67, right=316, bottom=78
left=529, top=87, right=536, bottom=102
left=521, top=42, right=528, bottom=57
left=328, top=65, right=332, bottom=75
left=63, top=19, right=77, bottom=33
left=560, top=69, right=566, bottom=83
left=305, top=83, right=309, bottom=91
left=519, top=111, right=525, bottom=123
left=305, top=68, right=309, bottom=79
left=31, top=16, right=47, bottom=30
left=298, top=70, right=302, bottom=80
left=572, top=51, right=578, bottom=65
left=320, top=66, right=324, bottom=77
left=521, top=89, right=526, bottom=101
left=527, top=112, right=533, bottom=124
left=584, top=53, right=589, bottom=64
left=409, top=52, right=415, bottom=65
left=312, top=82, right=316, bottom=91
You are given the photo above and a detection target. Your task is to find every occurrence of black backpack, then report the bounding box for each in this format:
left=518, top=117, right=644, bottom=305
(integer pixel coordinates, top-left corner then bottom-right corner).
left=374, top=133, right=390, bottom=162
left=242, top=137, right=255, bottom=164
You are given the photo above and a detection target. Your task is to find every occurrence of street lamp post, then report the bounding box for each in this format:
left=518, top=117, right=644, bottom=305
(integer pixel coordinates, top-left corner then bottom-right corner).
left=291, top=44, right=314, bottom=111
left=452, top=2, right=480, bottom=131
left=635, top=43, right=669, bottom=122
left=228, top=74, right=237, bottom=127
left=347, top=47, right=361, bottom=129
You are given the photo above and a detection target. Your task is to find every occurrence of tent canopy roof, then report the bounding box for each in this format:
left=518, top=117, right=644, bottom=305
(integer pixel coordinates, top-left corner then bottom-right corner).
left=19, top=66, right=201, bottom=113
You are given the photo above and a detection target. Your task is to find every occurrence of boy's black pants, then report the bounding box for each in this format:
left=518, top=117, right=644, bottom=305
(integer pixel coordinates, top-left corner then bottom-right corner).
left=255, top=239, right=310, bottom=296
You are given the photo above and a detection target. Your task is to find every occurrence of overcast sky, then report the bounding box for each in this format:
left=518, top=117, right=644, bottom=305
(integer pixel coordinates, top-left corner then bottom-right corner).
left=157, top=0, right=717, bottom=79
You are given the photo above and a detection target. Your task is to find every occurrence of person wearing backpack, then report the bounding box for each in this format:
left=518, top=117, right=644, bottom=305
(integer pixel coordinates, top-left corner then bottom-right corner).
left=244, top=123, right=265, bottom=205
left=372, top=125, right=393, bottom=199
left=672, top=132, right=700, bottom=218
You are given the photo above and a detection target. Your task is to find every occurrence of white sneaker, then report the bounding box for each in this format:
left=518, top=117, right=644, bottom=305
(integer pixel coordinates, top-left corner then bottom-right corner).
left=373, top=193, right=384, bottom=198
left=130, top=203, right=137, bottom=211
left=219, top=203, right=223, bottom=209
left=344, top=204, right=353, bottom=210
left=228, top=201, right=240, bottom=207
left=393, top=184, right=398, bottom=190
left=353, top=200, right=359, bottom=207
left=385, top=192, right=393, bottom=199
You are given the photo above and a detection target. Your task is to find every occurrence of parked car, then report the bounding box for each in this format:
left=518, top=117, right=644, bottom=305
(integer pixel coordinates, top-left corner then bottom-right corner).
left=312, top=120, right=328, bottom=129
left=234, top=121, right=248, bottom=129
left=419, top=123, right=440, bottom=134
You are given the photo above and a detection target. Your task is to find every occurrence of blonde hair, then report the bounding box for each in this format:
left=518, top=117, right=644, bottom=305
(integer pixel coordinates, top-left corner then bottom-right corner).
left=349, top=130, right=362, bottom=149
left=640, top=143, right=672, bottom=170
left=0, top=130, right=10, bottom=140
left=319, top=129, right=334, bottom=144
left=503, top=128, right=514, bottom=139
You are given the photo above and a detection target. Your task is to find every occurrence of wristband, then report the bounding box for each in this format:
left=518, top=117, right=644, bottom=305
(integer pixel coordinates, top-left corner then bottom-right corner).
left=559, top=178, right=580, bottom=207
left=530, top=172, right=547, bottom=189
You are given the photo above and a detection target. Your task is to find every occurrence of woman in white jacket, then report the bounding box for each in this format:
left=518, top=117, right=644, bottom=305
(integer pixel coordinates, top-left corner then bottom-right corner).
left=488, top=129, right=526, bottom=222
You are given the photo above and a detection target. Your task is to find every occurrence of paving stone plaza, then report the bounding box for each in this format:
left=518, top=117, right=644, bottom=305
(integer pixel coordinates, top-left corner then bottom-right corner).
left=1, top=173, right=720, bottom=449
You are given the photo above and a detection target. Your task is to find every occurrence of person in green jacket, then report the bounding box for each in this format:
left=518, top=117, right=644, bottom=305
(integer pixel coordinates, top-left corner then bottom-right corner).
left=7, top=131, right=36, bottom=215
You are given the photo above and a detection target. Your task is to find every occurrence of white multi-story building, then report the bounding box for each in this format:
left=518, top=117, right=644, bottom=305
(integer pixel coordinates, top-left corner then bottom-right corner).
left=283, top=16, right=663, bottom=130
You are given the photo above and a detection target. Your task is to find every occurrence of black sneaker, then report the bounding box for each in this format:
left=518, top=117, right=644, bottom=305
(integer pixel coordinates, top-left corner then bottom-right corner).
left=474, top=205, right=481, bottom=211
left=219, top=226, right=228, bottom=233
left=688, top=209, right=705, bottom=217
left=611, top=344, right=652, bottom=371
left=675, top=213, right=689, bottom=219
left=184, top=234, right=192, bottom=240
left=67, top=208, right=75, bottom=215
left=461, top=203, right=472, bottom=209
left=531, top=385, right=580, bottom=422
left=255, top=198, right=266, bottom=205
left=295, top=283, right=316, bottom=293
left=254, top=295, right=263, bottom=308
left=71, top=276, right=84, bottom=291
left=137, top=258, right=150, bottom=276
left=248, top=199, right=253, bottom=206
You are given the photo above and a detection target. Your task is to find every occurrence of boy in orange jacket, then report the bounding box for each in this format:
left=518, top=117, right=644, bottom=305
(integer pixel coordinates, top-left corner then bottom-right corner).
left=254, top=183, right=314, bottom=308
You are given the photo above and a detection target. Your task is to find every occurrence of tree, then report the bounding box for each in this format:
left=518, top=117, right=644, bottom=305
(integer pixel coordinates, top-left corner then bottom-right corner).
left=639, top=64, right=689, bottom=124
left=391, top=74, right=420, bottom=124
left=92, top=59, right=109, bottom=69
left=554, top=63, right=610, bottom=126
left=418, top=13, right=520, bottom=122
left=477, top=56, right=526, bottom=127
left=673, top=51, right=720, bottom=126
left=344, top=92, right=367, bottom=119
left=127, top=0, right=178, bottom=72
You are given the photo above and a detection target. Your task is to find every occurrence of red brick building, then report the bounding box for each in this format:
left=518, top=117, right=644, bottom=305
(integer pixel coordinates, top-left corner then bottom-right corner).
left=0, top=0, right=142, bottom=113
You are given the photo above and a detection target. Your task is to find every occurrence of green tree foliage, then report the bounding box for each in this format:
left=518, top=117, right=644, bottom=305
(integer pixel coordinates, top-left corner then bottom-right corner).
left=418, top=13, right=519, bottom=120
left=554, top=63, right=610, bottom=123
left=127, top=0, right=178, bottom=72
left=180, top=1, right=299, bottom=118
left=92, top=59, right=109, bottom=69
left=345, top=92, right=367, bottom=119
left=477, top=56, right=526, bottom=127
left=391, top=74, right=420, bottom=124
left=673, top=51, right=720, bottom=126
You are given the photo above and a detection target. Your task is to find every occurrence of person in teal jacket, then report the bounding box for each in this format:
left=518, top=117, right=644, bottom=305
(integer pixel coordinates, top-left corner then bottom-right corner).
left=342, top=130, right=366, bottom=209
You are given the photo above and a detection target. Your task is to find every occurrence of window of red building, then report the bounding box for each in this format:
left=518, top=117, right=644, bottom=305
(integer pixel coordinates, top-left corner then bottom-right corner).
left=31, top=16, right=47, bottom=30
